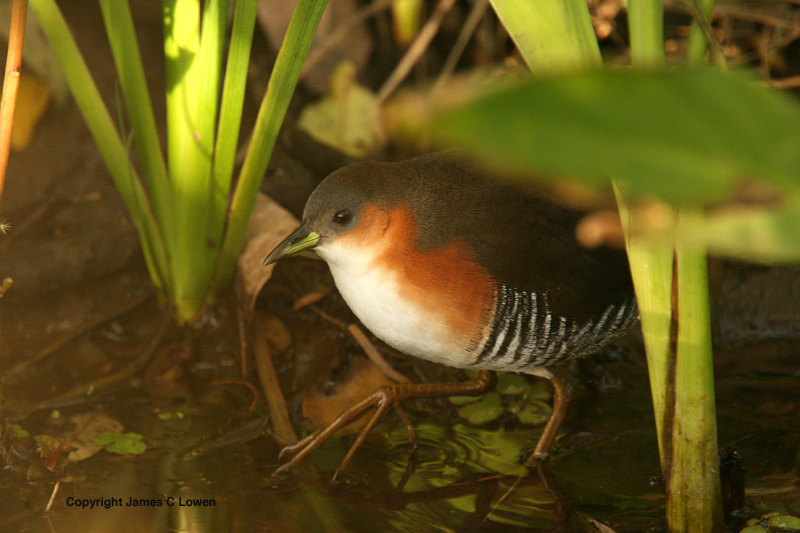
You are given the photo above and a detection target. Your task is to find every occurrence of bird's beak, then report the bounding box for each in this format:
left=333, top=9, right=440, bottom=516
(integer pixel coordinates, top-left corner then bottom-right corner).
left=263, top=224, right=321, bottom=266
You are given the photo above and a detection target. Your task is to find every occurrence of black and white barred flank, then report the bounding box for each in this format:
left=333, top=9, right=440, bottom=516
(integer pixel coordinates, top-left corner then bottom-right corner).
left=467, top=284, right=638, bottom=372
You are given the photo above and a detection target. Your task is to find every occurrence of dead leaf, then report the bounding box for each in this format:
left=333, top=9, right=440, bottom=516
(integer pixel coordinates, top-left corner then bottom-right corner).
left=298, top=61, right=384, bottom=157
left=12, top=73, right=51, bottom=150
left=57, top=412, right=125, bottom=463
left=576, top=209, right=625, bottom=248
left=261, top=312, right=292, bottom=352
left=590, top=519, right=619, bottom=533
left=238, top=193, right=300, bottom=317
left=254, top=311, right=298, bottom=445
left=302, top=357, right=394, bottom=434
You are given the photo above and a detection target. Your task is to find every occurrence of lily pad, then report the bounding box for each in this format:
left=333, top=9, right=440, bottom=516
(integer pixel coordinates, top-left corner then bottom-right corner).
left=92, top=432, right=147, bottom=455
left=456, top=392, right=504, bottom=425
left=515, top=400, right=552, bottom=426
left=768, top=515, right=800, bottom=529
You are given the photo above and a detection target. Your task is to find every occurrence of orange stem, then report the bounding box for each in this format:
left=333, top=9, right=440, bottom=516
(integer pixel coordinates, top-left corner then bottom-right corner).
left=0, top=0, right=28, bottom=211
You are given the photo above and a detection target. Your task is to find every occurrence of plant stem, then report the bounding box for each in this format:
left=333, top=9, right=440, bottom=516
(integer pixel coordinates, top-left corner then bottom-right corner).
left=628, top=0, right=664, bottom=67
left=214, top=0, right=329, bottom=294
left=0, top=0, right=28, bottom=211
left=667, top=207, right=723, bottom=531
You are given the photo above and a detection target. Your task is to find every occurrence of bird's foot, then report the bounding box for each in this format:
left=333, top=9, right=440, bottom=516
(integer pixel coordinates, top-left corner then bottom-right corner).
left=275, top=371, right=496, bottom=480
left=274, top=384, right=418, bottom=481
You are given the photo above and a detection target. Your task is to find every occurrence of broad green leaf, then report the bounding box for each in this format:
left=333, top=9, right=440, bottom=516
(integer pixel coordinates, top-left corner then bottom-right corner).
left=401, top=68, right=800, bottom=204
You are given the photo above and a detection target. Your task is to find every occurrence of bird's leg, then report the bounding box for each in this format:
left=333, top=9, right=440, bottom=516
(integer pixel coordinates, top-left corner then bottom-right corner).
left=276, top=370, right=497, bottom=478
left=524, top=371, right=574, bottom=464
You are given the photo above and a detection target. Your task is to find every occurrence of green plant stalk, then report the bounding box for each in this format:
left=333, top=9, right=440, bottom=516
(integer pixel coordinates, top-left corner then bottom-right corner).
left=212, top=0, right=329, bottom=294
left=488, top=0, right=600, bottom=71
left=687, top=0, right=717, bottom=64
left=613, top=185, right=673, bottom=459
left=628, top=0, right=664, bottom=67
left=626, top=2, right=722, bottom=528
left=211, top=0, right=258, bottom=235
left=28, top=0, right=171, bottom=292
left=621, top=0, right=672, bottom=464
left=668, top=207, right=724, bottom=532
left=97, top=0, right=172, bottom=247
left=163, top=0, right=229, bottom=321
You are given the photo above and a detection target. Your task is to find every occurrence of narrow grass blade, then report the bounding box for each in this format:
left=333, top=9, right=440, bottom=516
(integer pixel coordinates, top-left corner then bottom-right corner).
left=687, top=0, right=719, bottom=64
left=212, top=0, right=258, bottom=228
left=97, top=0, right=172, bottom=240
left=488, top=0, right=600, bottom=71
left=614, top=184, right=673, bottom=458
left=214, top=0, right=329, bottom=293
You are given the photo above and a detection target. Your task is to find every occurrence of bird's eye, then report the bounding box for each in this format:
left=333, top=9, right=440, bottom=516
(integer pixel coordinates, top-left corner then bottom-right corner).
left=333, top=210, right=351, bottom=225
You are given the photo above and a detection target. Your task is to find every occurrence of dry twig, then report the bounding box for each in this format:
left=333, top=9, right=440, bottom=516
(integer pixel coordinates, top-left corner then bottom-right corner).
left=377, top=0, right=459, bottom=102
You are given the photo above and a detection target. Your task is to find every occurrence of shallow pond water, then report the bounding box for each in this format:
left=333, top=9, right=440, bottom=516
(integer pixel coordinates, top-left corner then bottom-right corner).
left=3, top=332, right=798, bottom=532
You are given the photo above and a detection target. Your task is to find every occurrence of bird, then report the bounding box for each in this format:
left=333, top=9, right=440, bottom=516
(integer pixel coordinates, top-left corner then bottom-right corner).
left=264, top=151, right=638, bottom=479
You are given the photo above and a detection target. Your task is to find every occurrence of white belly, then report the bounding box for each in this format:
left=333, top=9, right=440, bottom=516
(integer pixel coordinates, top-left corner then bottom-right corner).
left=318, top=246, right=457, bottom=365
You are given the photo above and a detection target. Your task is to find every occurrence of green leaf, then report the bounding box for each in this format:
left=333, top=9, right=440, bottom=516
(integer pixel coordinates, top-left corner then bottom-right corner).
left=516, top=400, right=552, bottom=426
left=489, top=0, right=600, bottom=71
left=456, top=392, right=504, bottom=425
left=411, top=68, right=800, bottom=204
left=11, top=424, right=30, bottom=438
left=215, top=0, right=329, bottom=294
left=93, top=432, right=147, bottom=455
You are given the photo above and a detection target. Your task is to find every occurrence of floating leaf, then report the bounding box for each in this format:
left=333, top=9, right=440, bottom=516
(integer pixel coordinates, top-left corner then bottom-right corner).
left=516, top=400, right=552, bottom=426
left=62, top=412, right=125, bottom=463
left=456, top=392, right=504, bottom=425
left=767, top=515, right=800, bottom=529
left=93, top=432, right=147, bottom=455
left=523, top=380, right=552, bottom=402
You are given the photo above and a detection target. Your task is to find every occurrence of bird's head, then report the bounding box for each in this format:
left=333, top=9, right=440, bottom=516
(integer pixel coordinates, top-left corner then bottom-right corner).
left=263, top=161, right=396, bottom=268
